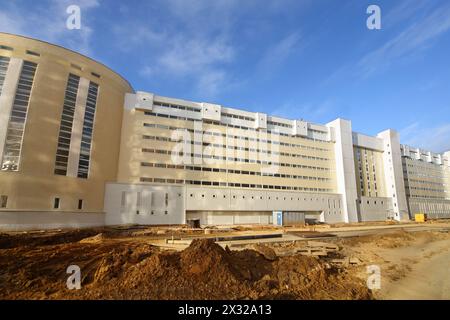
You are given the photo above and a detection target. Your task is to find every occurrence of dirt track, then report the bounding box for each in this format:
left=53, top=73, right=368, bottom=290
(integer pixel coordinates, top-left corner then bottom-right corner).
left=376, top=237, right=450, bottom=299
left=337, top=229, right=450, bottom=300
left=0, top=225, right=449, bottom=300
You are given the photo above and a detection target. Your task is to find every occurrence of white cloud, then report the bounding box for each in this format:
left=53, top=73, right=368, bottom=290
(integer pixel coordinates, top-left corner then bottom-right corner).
left=114, top=0, right=310, bottom=98
left=324, top=2, right=450, bottom=85
left=197, top=70, right=227, bottom=98
left=0, top=0, right=100, bottom=55
left=358, top=3, right=450, bottom=78
left=117, top=0, right=241, bottom=98
left=0, top=11, right=24, bottom=34
left=270, top=98, right=335, bottom=122
left=383, top=0, right=429, bottom=28
left=258, top=32, right=302, bottom=75
left=400, top=122, right=450, bottom=153
left=158, top=37, right=234, bottom=75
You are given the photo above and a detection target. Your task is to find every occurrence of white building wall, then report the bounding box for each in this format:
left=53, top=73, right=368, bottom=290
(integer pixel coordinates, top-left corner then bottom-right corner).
left=104, top=183, right=185, bottom=226
left=103, top=184, right=346, bottom=226
left=326, top=119, right=359, bottom=222
left=185, top=186, right=344, bottom=218
left=352, top=132, right=384, bottom=151
left=408, top=199, right=450, bottom=219
left=358, top=196, right=393, bottom=221
left=377, top=130, right=409, bottom=221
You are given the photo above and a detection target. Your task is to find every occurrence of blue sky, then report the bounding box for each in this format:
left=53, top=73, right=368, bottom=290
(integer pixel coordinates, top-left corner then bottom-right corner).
left=1, top=0, right=450, bottom=152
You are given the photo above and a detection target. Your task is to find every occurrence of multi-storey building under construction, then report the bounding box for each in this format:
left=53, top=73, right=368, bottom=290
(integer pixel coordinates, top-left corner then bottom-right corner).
left=1, top=33, right=449, bottom=230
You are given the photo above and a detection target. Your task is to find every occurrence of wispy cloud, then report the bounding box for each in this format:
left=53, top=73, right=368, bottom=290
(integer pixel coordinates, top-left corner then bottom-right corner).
left=383, top=0, right=430, bottom=28
left=113, top=0, right=241, bottom=98
left=270, top=98, right=336, bottom=123
left=357, top=2, right=450, bottom=78
left=400, top=122, right=450, bottom=153
left=115, top=0, right=310, bottom=98
left=324, top=2, right=450, bottom=85
left=0, top=0, right=99, bottom=55
left=258, top=32, right=302, bottom=75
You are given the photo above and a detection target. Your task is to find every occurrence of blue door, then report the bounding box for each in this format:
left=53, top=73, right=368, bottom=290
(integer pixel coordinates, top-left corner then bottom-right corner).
left=277, top=212, right=283, bottom=226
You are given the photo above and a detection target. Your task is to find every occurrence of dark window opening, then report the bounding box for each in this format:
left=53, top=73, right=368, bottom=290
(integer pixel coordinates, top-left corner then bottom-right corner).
left=54, top=198, right=60, bottom=209
left=0, top=195, right=7, bottom=208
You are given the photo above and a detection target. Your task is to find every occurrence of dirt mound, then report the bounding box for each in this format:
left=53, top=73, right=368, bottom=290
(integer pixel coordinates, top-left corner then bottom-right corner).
left=0, top=237, right=372, bottom=300
left=252, top=244, right=278, bottom=261
left=75, top=239, right=371, bottom=300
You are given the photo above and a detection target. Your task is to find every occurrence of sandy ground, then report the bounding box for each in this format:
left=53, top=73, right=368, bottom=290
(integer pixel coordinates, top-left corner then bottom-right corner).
left=0, top=222, right=449, bottom=300
left=336, top=229, right=450, bottom=300
left=376, top=238, right=450, bottom=299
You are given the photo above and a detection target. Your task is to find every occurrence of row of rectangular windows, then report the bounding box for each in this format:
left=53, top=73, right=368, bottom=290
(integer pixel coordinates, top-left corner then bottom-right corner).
left=142, top=134, right=330, bottom=163
left=0, top=56, right=10, bottom=95
left=267, top=120, right=292, bottom=128
left=1, top=61, right=37, bottom=171
left=408, top=186, right=448, bottom=193
left=409, top=195, right=450, bottom=200
left=140, top=161, right=332, bottom=181
left=0, top=195, right=83, bottom=210
left=138, top=177, right=333, bottom=193
left=404, top=158, right=448, bottom=170
left=187, top=194, right=338, bottom=204
left=154, top=101, right=326, bottom=130
left=222, top=112, right=255, bottom=122
left=77, top=82, right=98, bottom=178
left=141, top=148, right=333, bottom=172
left=0, top=46, right=103, bottom=78
left=53, top=198, right=84, bottom=210
left=54, top=74, right=99, bottom=178
left=358, top=199, right=385, bottom=205
left=407, top=179, right=447, bottom=187
left=54, top=74, right=80, bottom=175
left=154, top=101, right=201, bottom=113
left=404, top=170, right=446, bottom=179
left=0, top=46, right=40, bottom=57
left=144, top=111, right=331, bottom=143
left=356, top=148, right=379, bottom=197
left=143, top=121, right=331, bottom=152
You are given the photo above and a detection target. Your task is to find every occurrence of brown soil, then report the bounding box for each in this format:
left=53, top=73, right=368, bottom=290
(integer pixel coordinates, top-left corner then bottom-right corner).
left=0, top=233, right=371, bottom=300
left=338, top=229, right=416, bottom=247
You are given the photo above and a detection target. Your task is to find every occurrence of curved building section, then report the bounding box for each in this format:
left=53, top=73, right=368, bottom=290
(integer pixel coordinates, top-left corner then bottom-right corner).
left=0, top=33, right=133, bottom=230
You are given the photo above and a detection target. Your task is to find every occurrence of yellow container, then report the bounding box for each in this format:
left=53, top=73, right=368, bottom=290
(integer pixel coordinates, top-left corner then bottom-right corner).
left=415, top=213, right=427, bottom=222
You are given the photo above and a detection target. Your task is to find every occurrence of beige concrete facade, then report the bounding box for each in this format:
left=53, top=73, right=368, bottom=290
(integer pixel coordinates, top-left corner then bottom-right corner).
left=402, top=146, right=450, bottom=218
left=354, top=146, right=387, bottom=198
left=0, top=33, right=133, bottom=225
left=0, top=33, right=449, bottom=230
left=118, top=98, right=337, bottom=193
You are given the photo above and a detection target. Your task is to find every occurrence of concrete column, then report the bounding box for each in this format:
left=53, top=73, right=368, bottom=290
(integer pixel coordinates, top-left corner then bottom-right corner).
left=66, top=77, right=90, bottom=177
left=0, top=57, right=23, bottom=165
left=377, top=129, right=409, bottom=221
left=326, top=118, right=359, bottom=223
